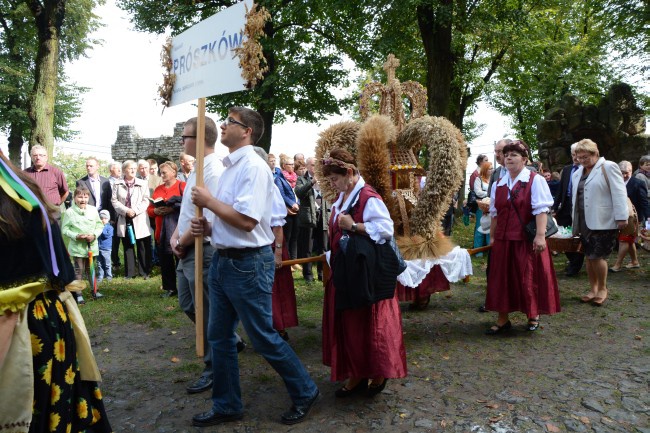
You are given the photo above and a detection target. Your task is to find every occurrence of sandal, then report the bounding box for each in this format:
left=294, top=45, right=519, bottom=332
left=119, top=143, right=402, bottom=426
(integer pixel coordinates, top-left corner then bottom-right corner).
left=608, top=267, right=623, bottom=273
left=335, top=379, right=368, bottom=398
left=580, top=293, right=597, bottom=303
left=366, top=379, right=388, bottom=397
left=625, top=263, right=640, bottom=269
left=485, top=320, right=512, bottom=335
left=592, top=289, right=608, bottom=307
left=527, top=318, right=540, bottom=331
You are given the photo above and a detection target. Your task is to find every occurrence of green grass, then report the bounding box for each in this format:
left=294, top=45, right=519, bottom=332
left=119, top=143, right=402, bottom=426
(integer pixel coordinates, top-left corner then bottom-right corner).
left=81, top=275, right=185, bottom=329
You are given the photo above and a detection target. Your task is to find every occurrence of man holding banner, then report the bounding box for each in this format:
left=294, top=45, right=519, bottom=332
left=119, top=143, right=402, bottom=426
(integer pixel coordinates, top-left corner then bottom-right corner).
left=170, top=116, right=245, bottom=394
left=190, top=107, right=320, bottom=426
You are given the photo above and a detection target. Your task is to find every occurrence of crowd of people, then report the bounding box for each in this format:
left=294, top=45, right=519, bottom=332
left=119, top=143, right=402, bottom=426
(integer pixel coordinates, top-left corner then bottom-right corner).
left=4, top=112, right=649, bottom=430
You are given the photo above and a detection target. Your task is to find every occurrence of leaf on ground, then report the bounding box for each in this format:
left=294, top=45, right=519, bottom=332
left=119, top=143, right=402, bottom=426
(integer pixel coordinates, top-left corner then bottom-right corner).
left=634, top=335, right=642, bottom=340
left=485, top=403, right=499, bottom=409
left=165, top=306, right=175, bottom=311
left=489, top=415, right=503, bottom=423
left=441, top=355, right=450, bottom=360
left=170, top=356, right=180, bottom=363
left=103, top=348, right=110, bottom=353
left=440, top=419, right=448, bottom=427
left=476, top=399, right=488, bottom=403
left=170, top=330, right=177, bottom=334
left=580, top=416, right=590, bottom=424
left=546, top=422, right=560, bottom=432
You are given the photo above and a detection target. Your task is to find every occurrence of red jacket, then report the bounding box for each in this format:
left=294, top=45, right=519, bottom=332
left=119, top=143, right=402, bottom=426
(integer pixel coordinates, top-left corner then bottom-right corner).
left=147, top=180, right=185, bottom=242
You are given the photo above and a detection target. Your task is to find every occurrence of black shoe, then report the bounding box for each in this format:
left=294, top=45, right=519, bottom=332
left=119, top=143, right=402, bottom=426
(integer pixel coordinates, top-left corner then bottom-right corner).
left=186, top=374, right=213, bottom=394
left=192, top=409, right=243, bottom=427
left=564, top=268, right=579, bottom=277
left=278, top=330, right=290, bottom=341
left=478, top=305, right=489, bottom=313
left=335, top=379, right=368, bottom=398
left=236, top=339, right=247, bottom=353
left=366, top=379, right=389, bottom=397
left=527, top=318, right=540, bottom=331
left=485, top=320, right=512, bottom=335
left=317, top=274, right=323, bottom=281
left=161, top=290, right=178, bottom=298
left=281, top=390, right=320, bottom=425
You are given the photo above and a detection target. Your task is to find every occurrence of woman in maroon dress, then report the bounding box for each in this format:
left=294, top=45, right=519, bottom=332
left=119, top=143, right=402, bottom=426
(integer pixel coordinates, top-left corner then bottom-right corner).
left=485, top=141, right=560, bottom=334
left=321, top=148, right=407, bottom=397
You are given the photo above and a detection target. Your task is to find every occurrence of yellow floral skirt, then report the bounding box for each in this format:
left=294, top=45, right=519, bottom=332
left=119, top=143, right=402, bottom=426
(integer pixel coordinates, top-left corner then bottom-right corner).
left=28, top=290, right=112, bottom=433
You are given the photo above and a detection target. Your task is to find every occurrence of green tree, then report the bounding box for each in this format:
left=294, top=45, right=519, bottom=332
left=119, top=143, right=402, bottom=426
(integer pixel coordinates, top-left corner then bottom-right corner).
left=22, top=0, right=102, bottom=159
left=118, top=0, right=375, bottom=151
left=486, top=0, right=649, bottom=146
left=53, top=150, right=109, bottom=192
left=0, top=0, right=99, bottom=164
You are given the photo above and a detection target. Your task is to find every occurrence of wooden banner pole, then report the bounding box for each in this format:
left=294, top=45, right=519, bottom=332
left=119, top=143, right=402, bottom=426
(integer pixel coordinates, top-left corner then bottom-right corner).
left=194, top=98, right=206, bottom=357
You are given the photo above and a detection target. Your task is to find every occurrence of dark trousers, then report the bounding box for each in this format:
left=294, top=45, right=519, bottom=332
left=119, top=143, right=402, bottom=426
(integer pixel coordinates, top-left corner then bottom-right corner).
left=122, top=235, right=152, bottom=278
left=297, top=226, right=314, bottom=280
left=111, top=232, right=121, bottom=266
left=312, top=227, right=328, bottom=280
left=566, top=251, right=585, bottom=274
left=283, top=214, right=300, bottom=260
left=158, top=245, right=178, bottom=292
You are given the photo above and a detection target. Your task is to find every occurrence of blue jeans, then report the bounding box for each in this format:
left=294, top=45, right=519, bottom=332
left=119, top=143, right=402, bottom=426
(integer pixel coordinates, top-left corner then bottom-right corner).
left=97, top=249, right=112, bottom=280
left=208, top=246, right=318, bottom=414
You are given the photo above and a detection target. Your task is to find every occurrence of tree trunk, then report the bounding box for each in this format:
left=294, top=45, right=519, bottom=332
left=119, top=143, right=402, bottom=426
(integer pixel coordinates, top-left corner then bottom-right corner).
left=7, top=123, right=25, bottom=167
left=27, top=0, right=65, bottom=160
left=417, top=1, right=455, bottom=124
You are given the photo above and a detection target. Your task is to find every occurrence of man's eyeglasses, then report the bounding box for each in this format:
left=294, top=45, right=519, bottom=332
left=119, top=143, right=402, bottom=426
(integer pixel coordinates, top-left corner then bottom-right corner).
left=180, top=135, right=196, bottom=142
left=223, top=117, right=249, bottom=129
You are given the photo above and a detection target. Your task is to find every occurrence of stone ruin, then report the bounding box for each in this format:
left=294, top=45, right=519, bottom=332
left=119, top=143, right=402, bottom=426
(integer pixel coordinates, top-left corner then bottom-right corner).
left=537, top=83, right=648, bottom=172
left=112, top=122, right=185, bottom=164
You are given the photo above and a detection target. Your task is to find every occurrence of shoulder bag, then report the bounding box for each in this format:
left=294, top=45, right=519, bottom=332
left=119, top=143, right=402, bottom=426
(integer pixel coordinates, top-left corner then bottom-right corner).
left=600, top=165, right=637, bottom=236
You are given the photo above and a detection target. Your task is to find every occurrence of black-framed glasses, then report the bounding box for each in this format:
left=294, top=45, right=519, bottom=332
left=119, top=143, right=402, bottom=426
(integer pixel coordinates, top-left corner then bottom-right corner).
left=223, top=117, right=249, bottom=129
left=180, top=135, right=196, bottom=142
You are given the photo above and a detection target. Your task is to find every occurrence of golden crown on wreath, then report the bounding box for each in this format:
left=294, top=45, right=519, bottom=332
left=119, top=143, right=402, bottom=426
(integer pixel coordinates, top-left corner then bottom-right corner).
left=315, top=55, right=467, bottom=259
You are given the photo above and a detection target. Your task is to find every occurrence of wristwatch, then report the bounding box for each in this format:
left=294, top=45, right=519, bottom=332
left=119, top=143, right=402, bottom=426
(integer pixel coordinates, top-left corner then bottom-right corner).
left=350, top=223, right=358, bottom=233
left=275, top=243, right=282, bottom=249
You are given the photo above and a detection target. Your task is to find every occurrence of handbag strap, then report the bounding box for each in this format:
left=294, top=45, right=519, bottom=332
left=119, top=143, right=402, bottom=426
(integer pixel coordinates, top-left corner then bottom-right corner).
left=600, top=164, right=611, bottom=191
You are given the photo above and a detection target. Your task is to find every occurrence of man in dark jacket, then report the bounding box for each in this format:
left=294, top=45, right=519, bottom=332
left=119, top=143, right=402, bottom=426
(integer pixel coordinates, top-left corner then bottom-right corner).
left=552, top=146, right=584, bottom=276
left=295, top=157, right=329, bottom=282
left=76, top=157, right=109, bottom=210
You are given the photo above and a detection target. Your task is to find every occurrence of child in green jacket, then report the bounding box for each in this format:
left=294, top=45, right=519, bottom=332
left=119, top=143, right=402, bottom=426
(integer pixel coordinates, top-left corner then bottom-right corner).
left=61, top=186, right=104, bottom=303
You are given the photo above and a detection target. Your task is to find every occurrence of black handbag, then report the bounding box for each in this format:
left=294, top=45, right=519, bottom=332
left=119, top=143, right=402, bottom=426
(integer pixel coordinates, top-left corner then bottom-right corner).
left=332, top=186, right=405, bottom=310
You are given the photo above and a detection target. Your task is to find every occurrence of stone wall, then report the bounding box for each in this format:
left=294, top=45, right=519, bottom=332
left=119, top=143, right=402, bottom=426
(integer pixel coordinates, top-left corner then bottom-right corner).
left=537, top=83, right=648, bottom=172
left=112, top=122, right=185, bottom=164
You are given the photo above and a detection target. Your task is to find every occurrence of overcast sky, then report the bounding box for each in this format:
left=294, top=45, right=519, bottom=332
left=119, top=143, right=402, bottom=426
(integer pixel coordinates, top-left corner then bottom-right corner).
left=1, top=1, right=512, bottom=178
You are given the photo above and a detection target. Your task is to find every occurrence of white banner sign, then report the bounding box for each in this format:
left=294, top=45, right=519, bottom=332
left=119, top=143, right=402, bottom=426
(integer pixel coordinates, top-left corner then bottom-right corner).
left=169, top=0, right=253, bottom=106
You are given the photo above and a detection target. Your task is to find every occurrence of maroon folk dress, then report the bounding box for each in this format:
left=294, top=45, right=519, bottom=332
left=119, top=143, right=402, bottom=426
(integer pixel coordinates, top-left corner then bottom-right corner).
left=485, top=173, right=561, bottom=317
left=322, top=186, right=407, bottom=381
left=272, top=243, right=298, bottom=331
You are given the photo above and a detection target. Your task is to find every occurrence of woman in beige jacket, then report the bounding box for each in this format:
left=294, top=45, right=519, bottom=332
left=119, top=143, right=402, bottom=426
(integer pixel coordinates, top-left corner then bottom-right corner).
left=111, top=159, right=152, bottom=278
left=571, top=139, right=628, bottom=306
